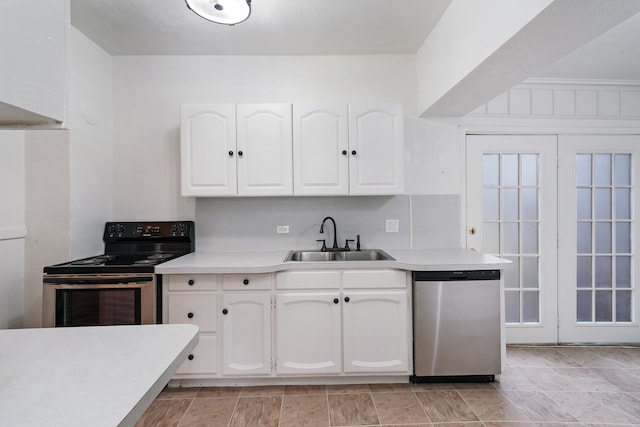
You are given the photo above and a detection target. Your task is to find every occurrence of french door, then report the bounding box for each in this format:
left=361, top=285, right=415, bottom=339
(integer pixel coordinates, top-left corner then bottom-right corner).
left=467, top=135, right=558, bottom=344
left=558, top=135, right=640, bottom=343
left=467, top=133, right=640, bottom=344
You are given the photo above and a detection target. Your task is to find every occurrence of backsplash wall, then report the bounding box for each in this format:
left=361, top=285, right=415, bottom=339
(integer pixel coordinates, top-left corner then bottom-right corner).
left=195, top=195, right=460, bottom=252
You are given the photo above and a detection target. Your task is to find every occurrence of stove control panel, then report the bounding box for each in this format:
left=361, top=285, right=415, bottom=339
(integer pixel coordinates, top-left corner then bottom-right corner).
left=104, top=221, right=194, bottom=240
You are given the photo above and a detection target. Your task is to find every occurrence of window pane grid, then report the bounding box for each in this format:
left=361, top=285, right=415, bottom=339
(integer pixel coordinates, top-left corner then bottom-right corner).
left=575, top=153, right=634, bottom=324
left=483, top=153, right=541, bottom=325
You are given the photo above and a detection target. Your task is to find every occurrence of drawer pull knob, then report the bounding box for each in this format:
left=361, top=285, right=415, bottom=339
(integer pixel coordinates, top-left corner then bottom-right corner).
left=228, top=150, right=234, bottom=156
left=342, top=150, right=347, bottom=156
left=188, top=279, right=195, bottom=286
left=243, top=279, right=249, bottom=285
left=222, top=308, right=228, bottom=315
left=187, top=312, right=194, bottom=319
left=188, top=354, right=194, bottom=361
left=351, top=150, right=357, bottom=155
left=238, top=150, right=243, bottom=157
left=333, top=298, right=339, bottom=304
left=344, top=296, right=350, bottom=303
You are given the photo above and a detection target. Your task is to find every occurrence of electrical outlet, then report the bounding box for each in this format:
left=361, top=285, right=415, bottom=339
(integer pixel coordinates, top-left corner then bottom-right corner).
left=276, top=225, right=290, bottom=234
left=385, top=219, right=399, bottom=233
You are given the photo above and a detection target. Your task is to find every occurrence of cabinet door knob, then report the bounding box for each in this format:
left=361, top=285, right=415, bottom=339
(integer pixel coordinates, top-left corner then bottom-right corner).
left=188, top=354, right=194, bottom=361
left=228, top=150, right=234, bottom=156
left=333, top=298, right=339, bottom=304
left=344, top=296, right=350, bottom=303
left=243, top=279, right=249, bottom=285
left=351, top=150, right=357, bottom=155
left=342, top=150, right=347, bottom=156
left=188, top=279, right=195, bottom=286
left=238, top=150, right=244, bottom=157
left=187, top=312, right=194, bottom=319
left=222, top=308, right=228, bottom=315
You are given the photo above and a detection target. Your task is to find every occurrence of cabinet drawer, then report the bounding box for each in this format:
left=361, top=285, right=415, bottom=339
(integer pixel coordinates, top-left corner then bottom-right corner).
left=342, top=269, right=407, bottom=289
left=168, top=293, right=218, bottom=332
left=176, top=335, right=218, bottom=375
left=276, top=270, right=341, bottom=289
left=222, top=273, right=272, bottom=290
left=168, top=274, right=218, bottom=291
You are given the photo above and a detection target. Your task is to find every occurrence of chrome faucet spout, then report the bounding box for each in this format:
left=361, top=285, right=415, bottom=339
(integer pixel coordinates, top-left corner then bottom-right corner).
left=320, top=216, right=339, bottom=249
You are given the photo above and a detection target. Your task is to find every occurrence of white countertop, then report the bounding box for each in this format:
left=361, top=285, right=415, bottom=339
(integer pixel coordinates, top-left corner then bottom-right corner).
left=156, top=248, right=509, bottom=274
left=0, top=324, right=199, bottom=427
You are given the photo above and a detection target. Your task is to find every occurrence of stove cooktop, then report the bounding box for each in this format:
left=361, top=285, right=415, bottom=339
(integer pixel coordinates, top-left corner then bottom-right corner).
left=44, top=252, right=189, bottom=274
left=43, top=221, right=195, bottom=275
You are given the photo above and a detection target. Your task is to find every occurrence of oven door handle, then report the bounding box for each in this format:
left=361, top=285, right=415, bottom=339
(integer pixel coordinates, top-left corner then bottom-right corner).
left=43, top=277, right=154, bottom=285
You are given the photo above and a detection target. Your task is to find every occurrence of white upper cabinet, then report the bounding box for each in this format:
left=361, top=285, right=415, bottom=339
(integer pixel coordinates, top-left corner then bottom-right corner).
left=181, top=102, right=403, bottom=197
left=348, top=104, right=404, bottom=195
left=236, top=104, right=293, bottom=196
left=293, top=104, right=349, bottom=195
left=181, top=104, right=293, bottom=196
left=181, top=104, right=237, bottom=196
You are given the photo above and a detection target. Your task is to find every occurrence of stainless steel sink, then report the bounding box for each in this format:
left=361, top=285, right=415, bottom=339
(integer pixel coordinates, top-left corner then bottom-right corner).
left=285, top=251, right=337, bottom=262
left=284, top=249, right=395, bottom=262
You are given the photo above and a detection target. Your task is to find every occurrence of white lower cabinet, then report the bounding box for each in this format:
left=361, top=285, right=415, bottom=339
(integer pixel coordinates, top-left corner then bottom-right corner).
left=275, top=269, right=410, bottom=376
left=165, top=269, right=409, bottom=381
left=221, top=293, right=272, bottom=375
left=168, top=290, right=219, bottom=375
left=342, top=291, right=408, bottom=373
left=176, top=335, right=218, bottom=375
left=276, top=292, right=342, bottom=375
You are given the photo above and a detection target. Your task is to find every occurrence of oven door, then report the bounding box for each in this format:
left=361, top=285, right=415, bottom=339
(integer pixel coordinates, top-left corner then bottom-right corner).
left=42, top=274, right=156, bottom=327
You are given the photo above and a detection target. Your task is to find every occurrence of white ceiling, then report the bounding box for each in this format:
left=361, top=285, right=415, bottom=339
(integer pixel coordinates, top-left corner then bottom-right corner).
left=70, top=0, right=640, bottom=81
left=70, top=0, right=453, bottom=55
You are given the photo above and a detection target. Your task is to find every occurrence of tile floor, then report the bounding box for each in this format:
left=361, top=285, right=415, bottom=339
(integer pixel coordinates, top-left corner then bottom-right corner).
left=135, top=345, right=640, bottom=427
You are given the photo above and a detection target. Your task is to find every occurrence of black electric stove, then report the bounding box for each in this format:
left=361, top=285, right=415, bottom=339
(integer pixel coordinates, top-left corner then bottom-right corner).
left=44, top=221, right=195, bottom=274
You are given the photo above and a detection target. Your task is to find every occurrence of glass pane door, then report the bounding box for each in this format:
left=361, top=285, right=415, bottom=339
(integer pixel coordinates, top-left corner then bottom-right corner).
left=558, top=135, right=640, bottom=343
left=467, top=135, right=558, bottom=344
left=483, top=153, right=541, bottom=324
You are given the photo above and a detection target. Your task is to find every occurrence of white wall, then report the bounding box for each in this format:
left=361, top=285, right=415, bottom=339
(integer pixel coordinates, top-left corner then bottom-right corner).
left=24, top=130, right=70, bottom=327
left=0, top=0, right=68, bottom=125
left=0, top=131, right=25, bottom=328
left=68, top=27, right=114, bottom=258
left=112, top=54, right=417, bottom=221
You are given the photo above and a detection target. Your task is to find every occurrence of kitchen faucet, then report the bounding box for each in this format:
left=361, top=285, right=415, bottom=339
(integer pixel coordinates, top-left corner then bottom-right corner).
left=319, top=216, right=339, bottom=251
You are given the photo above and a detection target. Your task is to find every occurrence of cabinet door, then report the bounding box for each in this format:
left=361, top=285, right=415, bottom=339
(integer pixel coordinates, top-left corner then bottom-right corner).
left=293, top=104, right=349, bottom=195
left=168, top=292, right=218, bottom=333
left=348, top=104, right=404, bottom=195
left=236, top=104, right=293, bottom=196
left=180, top=104, right=237, bottom=196
left=276, top=292, right=341, bottom=375
left=221, top=293, right=271, bottom=375
left=342, top=290, right=409, bottom=373
left=176, top=335, right=218, bottom=375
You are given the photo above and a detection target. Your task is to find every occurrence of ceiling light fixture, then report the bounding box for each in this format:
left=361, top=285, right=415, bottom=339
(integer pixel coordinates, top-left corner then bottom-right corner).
left=185, top=0, right=251, bottom=26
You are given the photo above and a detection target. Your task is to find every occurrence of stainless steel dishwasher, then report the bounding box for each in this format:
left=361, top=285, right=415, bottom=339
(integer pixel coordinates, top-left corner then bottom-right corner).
left=411, top=270, right=501, bottom=383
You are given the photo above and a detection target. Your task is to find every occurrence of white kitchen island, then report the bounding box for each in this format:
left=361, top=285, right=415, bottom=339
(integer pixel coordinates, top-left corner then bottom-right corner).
left=0, top=324, right=199, bottom=427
